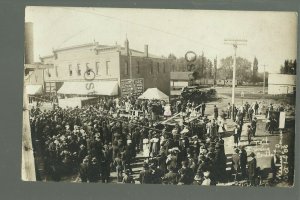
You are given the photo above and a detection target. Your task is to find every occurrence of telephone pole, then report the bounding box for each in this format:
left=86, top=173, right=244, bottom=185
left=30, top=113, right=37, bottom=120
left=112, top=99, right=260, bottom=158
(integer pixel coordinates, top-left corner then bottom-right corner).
left=263, top=64, right=267, bottom=95
left=224, top=39, right=247, bottom=119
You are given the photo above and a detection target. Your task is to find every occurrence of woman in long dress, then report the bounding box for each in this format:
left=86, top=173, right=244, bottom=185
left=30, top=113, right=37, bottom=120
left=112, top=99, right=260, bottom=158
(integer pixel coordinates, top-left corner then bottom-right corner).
left=142, top=138, right=150, bottom=158
left=163, top=104, right=172, bottom=119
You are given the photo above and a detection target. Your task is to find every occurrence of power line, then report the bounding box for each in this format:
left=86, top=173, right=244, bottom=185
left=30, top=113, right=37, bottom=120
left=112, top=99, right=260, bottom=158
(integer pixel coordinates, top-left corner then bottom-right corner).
left=60, top=7, right=223, bottom=52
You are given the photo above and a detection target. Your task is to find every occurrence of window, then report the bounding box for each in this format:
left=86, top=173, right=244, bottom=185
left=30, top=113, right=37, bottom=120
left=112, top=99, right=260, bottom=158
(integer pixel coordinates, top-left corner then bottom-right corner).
left=96, top=62, right=100, bottom=75
left=55, top=66, right=58, bottom=77
left=163, top=62, right=166, bottom=73
left=86, top=63, right=90, bottom=75
left=125, top=61, right=129, bottom=75
left=106, top=61, right=110, bottom=75
left=77, top=64, right=81, bottom=76
left=150, top=62, right=153, bottom=74
left=157, top=62, right=160, bottom=73
left=47, top=69, right=51, bottom=77
left=172, top=64, right=175, bottom=72
left=69, top=64, right=72, bottom=76
left=136, top=61, right=140, bottom=74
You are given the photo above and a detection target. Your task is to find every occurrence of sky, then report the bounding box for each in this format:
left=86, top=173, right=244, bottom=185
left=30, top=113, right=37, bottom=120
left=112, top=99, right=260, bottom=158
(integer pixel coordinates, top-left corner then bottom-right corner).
left=25, top=6, right=298, bottom=73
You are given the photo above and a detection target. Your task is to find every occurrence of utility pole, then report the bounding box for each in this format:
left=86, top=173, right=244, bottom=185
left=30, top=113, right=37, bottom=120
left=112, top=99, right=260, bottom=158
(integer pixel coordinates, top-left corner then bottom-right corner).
left=263, top=64, right=267, bottom=95
left=224, top=39, right=247, bottom=119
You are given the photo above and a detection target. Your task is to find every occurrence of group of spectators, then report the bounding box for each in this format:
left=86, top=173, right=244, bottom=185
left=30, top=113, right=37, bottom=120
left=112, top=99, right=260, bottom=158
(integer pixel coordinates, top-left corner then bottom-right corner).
left=29, top=95, right=286, bottom=186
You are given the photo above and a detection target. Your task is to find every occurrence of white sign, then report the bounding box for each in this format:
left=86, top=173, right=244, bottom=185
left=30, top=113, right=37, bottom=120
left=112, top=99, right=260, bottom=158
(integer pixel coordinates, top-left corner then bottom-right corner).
left=279, top=112, right=286, bottom=129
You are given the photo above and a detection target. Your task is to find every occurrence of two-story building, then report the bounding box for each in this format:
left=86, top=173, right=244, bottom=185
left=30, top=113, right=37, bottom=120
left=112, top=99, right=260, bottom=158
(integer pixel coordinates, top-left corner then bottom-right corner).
left=40, top=38, right=171, bottom=97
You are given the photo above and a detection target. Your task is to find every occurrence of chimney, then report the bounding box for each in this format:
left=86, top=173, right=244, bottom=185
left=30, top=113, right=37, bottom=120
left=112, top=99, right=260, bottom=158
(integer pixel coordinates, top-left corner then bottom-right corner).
left=124, top=38, right=129, bottom=56
left=24, top=22, right=34, bottom=64
left=144, top=44, right=148, bottom=58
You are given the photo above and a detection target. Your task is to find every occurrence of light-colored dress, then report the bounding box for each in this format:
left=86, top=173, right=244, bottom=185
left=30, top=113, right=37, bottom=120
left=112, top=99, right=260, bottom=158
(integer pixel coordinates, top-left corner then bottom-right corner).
left=143, top=138, right=150, bottom=158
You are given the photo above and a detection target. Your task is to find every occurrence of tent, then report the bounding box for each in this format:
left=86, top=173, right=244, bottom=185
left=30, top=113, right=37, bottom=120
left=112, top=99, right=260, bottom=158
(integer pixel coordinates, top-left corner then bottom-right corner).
left=138, top=88, right=169, bottom=102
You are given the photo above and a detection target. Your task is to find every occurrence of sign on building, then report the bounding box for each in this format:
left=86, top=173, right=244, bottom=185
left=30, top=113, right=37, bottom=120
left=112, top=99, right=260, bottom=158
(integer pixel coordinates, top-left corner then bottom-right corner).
left=120, top=78, right=144, bottom=97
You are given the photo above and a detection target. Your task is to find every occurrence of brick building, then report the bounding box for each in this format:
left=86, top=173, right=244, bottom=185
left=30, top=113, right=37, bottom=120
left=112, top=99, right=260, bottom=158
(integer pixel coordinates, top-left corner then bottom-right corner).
left=39, top=39, right=171, bottom=97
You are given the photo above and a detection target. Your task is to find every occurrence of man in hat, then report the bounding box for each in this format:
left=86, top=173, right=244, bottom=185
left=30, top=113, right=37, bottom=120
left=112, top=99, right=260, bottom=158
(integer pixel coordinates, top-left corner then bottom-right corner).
left=213, top=105, right=218, bottom=120
left=87, top=157, right=100, bottom=182
left=201, top=102, right=206, bottom=117
left=254, top=101, right=259, bottom=115
left=162, top=166, right=178, bottom=185
left=227, top=103, right=232, bottom=119
left=246, top=125, right=252, bottom=145
left=101, top=145, right=112, bottom=183
left=150, top=162, right=164, bottom=184
left=79, top=158, right=89, bottom=182
left=240, top=146, right=248, bottom=179
left=248, top=152, right=257, bottom=186
left=138, top=162, right=152, bottom=184
left=178, top=160, right=194, bottom=185
left=251, top=117, right=257, bottom=137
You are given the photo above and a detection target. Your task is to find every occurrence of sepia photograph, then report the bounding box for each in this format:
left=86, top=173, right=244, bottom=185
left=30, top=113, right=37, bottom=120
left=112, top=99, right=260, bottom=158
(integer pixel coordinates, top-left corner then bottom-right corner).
left=23, top=6, right=297, bottom=187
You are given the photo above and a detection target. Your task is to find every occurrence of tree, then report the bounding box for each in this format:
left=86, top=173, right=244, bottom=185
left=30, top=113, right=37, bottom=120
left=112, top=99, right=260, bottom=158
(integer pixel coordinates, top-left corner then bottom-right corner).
left=252, top=57, right=258, bottom=82
left=217, top=56, right=252, bottom=83
left=280, top=59, right=297, bottom=75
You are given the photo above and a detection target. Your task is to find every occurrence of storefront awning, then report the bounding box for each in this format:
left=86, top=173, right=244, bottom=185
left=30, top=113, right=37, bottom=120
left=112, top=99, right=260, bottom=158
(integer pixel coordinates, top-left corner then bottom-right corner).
left=57, top=81, right=119, bottom=96
left=25, top=84, right=43, bottom=95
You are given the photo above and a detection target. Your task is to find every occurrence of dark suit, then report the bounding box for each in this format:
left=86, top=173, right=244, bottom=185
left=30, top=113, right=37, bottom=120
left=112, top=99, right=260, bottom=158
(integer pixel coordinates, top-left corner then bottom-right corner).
left=248, top=158, right=257, bottom=186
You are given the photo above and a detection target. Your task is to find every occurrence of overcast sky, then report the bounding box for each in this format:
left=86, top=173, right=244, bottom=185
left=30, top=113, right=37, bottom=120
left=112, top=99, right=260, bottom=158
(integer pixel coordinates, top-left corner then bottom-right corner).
left=25, top=6, right=297, bottom=73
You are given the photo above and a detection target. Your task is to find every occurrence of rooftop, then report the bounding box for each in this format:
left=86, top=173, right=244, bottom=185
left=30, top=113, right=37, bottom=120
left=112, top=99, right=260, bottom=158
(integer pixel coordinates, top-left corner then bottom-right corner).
left=40, top=40, right=167, bottom=60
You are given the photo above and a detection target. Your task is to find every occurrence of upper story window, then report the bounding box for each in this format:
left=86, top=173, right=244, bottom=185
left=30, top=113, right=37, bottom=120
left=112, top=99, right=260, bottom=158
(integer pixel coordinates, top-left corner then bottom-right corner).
left=136, top=61, right=140, bottom=74
left=55, top=66, right=58, bottom=77
left=125, top=61, right=129, bottom=75
left=86, top=63, right=90, bottom=75
left=96, top=62, right=100, bottom=75
left=69, top=64, right=72, bottom=76
left=47, top=68, right=51, bottom=77
left=77, top=64, right=81, bottom=76
left=150, top=62, right=153, bottom=74
left=163, top=62, right=166, bottom=73
left=106, top=61, right=110, bottom=75
left=157, top=62, right=160, bottom=73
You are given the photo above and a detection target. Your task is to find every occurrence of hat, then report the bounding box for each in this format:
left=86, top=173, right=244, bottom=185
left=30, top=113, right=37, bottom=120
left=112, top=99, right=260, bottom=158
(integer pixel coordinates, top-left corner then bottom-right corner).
left=249, top=152, right=256, bottom=157
left=194, top=174, right=201, bottom=181
left=143, top=162, right=149, bottom=169
left=203, top=171, right=210, bottom=177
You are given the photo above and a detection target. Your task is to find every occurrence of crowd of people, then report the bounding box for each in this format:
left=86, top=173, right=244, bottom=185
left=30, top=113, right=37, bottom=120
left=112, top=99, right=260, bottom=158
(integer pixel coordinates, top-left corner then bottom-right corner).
left=29, top=95, right=287, bottom=186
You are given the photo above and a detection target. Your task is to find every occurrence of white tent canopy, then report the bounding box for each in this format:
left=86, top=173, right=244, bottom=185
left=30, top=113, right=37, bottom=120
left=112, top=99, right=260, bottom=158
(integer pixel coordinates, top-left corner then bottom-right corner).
left=57, top=81, right=118, bottom=96
left=138, top=88, right=169, bottom=102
